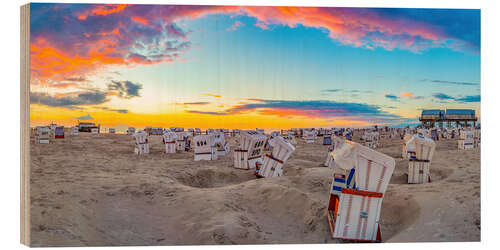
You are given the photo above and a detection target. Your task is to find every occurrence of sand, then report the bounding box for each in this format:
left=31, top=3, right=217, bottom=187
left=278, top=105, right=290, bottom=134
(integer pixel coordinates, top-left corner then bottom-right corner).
left=28, top=131, right=480, bottom=246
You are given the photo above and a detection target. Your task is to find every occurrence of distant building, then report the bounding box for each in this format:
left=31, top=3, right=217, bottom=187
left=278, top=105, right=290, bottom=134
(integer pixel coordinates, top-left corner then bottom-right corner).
left=445, top=109, right=476, bottom=120
left=421, top=109, right=445, bottom=120
left=419, top=109, right=477, bottom=128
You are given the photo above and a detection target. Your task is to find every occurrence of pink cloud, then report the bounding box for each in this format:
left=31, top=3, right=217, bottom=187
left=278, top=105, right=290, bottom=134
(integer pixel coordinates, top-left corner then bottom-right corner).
left=226, top=20, right=244, bottom=31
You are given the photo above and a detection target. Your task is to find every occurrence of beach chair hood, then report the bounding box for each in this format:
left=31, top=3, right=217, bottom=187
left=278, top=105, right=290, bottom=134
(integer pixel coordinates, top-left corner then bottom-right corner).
left=332, top=141, right=357, bottom=171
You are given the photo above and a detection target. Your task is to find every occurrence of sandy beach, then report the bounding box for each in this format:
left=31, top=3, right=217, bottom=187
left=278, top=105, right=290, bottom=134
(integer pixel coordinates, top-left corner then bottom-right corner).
left=29, top=132, right=480, bottom=246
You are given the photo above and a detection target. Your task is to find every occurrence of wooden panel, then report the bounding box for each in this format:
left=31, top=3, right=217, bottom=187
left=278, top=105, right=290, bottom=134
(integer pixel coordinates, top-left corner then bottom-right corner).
left=21, top=3, right=31, bottom=245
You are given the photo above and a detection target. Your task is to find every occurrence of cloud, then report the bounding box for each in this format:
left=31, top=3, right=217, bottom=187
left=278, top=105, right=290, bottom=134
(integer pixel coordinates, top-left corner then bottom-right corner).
left=321, top=89, right=342, bottom=93
left=178, top=102, right=210, bottom=105
left=49, top=82, right=79, bottom=89
left=97, top=106, right=129, bottom=113
left=203, top=93, right=222, bottom=98
left=107, top=80, right=142, bottom=99
left=455, top=95, right=480, bottom=103
left=431, top=93, right=480, bottom=103
left=30, top=91, right=108, bottom=109
left=29, top=3, right=479, bottom=87
left=238, top=6, right=479, bottom=53
left=187, top=110, right=229, bottom=116
left=321, top=89, right=374, bottom=95
left=384, top=93, right=400, bottom=101
left=226, top=21, right=244, bottom=31
left=400, top=91, right=424, bottom=100
left=76, top=4, right=128, bottom=20
left=76, top=114, right=94, bottom=120
left=421, top=79, right=479, bottom=86
left=188, top=99, right=400, bottom=123
left=432, top=92, right=456, bottom=100
left=401, top=92, right=413, bottom=98
left=29, top=3, right=194, bottom=84
left=64, top=76, right=88, bottom=82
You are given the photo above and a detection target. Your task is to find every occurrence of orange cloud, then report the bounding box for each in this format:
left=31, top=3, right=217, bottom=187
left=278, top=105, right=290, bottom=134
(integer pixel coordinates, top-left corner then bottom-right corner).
left=401, top=92, right=414, bottom=98
left=203, top=94, right=222, bottom=98
left=31, top=5, right=471, bottom=88
left=77, top=4, right=128, bottom=20
left=30, top=41, right=125, bottom=82
left=131, top=16, right=148, bottom=25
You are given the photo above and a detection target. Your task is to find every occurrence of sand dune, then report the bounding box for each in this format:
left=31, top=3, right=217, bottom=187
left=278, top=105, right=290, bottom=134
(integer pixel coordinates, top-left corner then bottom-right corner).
left=29, top=132, right=480, bottom=246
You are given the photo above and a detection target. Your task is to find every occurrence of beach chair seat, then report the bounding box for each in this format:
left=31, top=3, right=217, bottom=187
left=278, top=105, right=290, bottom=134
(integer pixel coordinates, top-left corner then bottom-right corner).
left=214, top=133, right=230, bottom=156
left=323, top=136, right=332, bottom=145
left=91, top=128, right=99, bottom=134
left=134, top=130, right=150, bottom=154
left=258, top=136, right=295, bottom=178
left=194, top=134, right=216, bottom=161
left=71, top=126, right=79, bottom=135
left=326, top=141, right=395, bottom=242
left=175, top=132, right=187, bottom=152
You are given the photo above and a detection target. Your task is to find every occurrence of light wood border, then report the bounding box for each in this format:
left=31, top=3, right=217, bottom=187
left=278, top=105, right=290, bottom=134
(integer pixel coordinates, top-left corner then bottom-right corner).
left=20, top=3, right=31, bottom=246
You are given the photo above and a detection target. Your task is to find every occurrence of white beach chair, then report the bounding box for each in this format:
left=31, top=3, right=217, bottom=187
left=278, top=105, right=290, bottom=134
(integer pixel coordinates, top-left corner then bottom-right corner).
left=193, top=134, right=217, bottom=161
left=474, top=129, right=481, bottom=148
left=327, top=141, right=395, bottom=242
left=91, top=128, right=99, bottom=134
left=109, top=128, right=116, bottom=134
left=303, top=129, right=316, bottom=143
left=324, top=145, right=335, bottom=167
left=256, top=128, right=265, bottom=134
left=257, top=136, right=295, bottom=178
left=233, top=130, right=267, bottom=169
left=364, top=132, right=378, bottom=149
left=406, top=134, right=436, bottom=184
left=127, top=127, right=136, bottom=135
left=53, top=126, right=64, bottom=139
left=270, top=131, right=281, bottom=138
left=194, top=128, right=201, bottom=136
left=282, top=135, right=297, bottom=146
left=163, top=130, right=177, bottom=154
left=35, top=126, right=51, bottom=144
left=458, top=129, right=474, bottom=150
left=71, top=126, right=79, bottom=135
left=150, top=127, right=163, bottom=136
left=134, top=130, right=150, bottom=154
left=175, top=131, right=187, bottom=152
left=402, top=133, right=413, bottom=159
left=231, top=129, right=241, bottom=137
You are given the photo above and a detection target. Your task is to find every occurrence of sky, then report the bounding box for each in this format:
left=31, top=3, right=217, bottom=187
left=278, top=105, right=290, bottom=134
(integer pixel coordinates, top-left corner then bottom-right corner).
left=29, top=3, right=481, bottom=130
